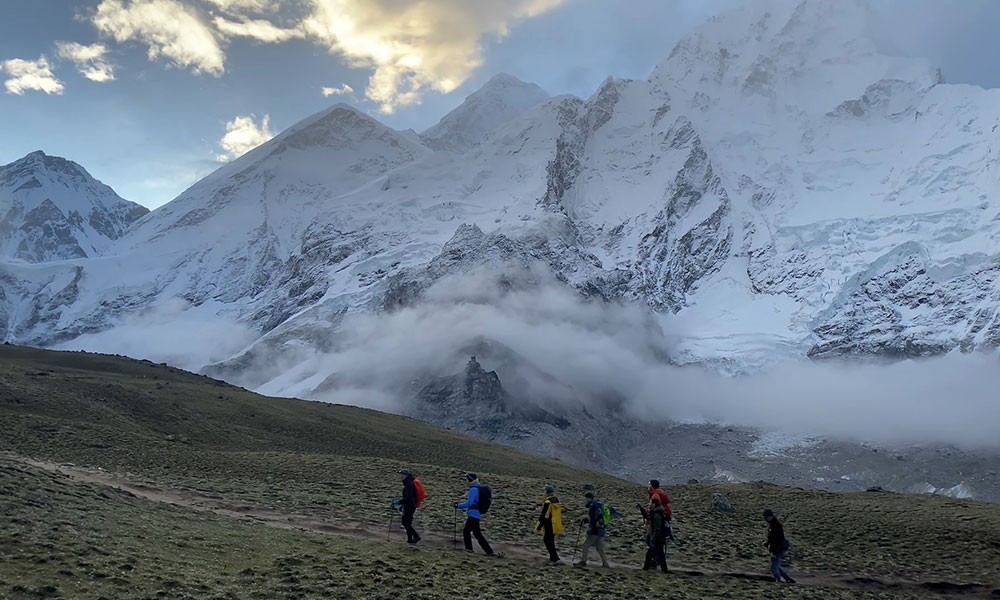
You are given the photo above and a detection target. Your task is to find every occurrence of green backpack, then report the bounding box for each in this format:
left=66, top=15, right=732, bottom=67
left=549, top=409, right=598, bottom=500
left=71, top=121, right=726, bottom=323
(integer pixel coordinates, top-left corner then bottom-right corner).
left=595, top=500, right=613, bottom=529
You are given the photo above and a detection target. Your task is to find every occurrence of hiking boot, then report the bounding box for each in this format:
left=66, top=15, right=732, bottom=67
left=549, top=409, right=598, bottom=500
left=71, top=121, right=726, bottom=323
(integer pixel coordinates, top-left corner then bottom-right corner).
left=784, top=578, right=796, bottom=584
left=573, top=562, right=588, bottom=569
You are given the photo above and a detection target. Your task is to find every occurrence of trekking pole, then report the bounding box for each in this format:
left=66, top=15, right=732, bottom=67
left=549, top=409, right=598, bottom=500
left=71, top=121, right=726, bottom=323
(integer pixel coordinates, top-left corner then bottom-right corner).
left=453, top=508, right=458, bottom=549
left=570, top=523, right=583, bottom=563
left=387, top=511, right=395, bottom=542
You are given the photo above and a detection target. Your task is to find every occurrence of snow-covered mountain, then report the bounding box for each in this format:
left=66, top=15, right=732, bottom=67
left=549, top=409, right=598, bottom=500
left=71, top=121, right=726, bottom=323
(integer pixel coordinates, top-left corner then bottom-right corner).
left=0, top=151, right=147, bottom=263
left=421, top=73, right=550, bottom=151
left=3, top=0, right=1000, bottom=497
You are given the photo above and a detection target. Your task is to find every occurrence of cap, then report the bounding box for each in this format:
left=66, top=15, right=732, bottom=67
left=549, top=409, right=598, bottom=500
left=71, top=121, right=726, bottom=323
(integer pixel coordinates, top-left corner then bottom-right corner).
left=763, top=509, right=775, bottom=518
left=466, top=473, right=478, bottom=481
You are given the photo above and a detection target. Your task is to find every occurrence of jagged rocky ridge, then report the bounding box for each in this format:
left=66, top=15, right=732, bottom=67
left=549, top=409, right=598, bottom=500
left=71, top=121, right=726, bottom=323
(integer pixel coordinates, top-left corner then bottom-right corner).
left=3, top=0, right=999, bottom=498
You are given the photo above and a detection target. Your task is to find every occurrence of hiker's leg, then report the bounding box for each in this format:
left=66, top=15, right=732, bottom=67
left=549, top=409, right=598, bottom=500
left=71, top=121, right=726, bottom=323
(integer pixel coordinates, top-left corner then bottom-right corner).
left=777, top=551, right=794, bottom=582
left=595, top=536, right=609, bottom=566
left=544, top=527, right=558, bottom=561
left=402, top=508, right=417, bottom=542
left=656, top=542, right=668, bottom=572
left=770, top=554, right=783, bottom=581
left=463, top=517, right=475, bottom=551
left=642, top=545, right=654, bottom=570
left=470, top=519, right=494, bottom=555
left=579, top=533, right=595, bottom=564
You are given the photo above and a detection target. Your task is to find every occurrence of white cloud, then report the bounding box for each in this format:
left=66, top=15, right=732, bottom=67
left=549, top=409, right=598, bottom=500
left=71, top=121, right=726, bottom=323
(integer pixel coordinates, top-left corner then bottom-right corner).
left=202, top=0, right=282, bottom=13
left=321, top=83, right=354, bottom=98
left=56, top=42, right=116, bottom=83
left=212, top=16, right=303, bottom=43
left=86, top=0, right=567, bottom=112
left=92, top=0, right=226, bottom=75
left=300, top=0, right=569, bottom=113
left=217, top=114, right=274, bottom=161
left=1, top=56, right=65, bottom=95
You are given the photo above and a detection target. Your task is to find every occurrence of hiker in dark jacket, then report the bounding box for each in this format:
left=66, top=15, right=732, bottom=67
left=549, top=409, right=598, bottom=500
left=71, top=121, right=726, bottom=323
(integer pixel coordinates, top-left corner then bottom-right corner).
left=642, top=498, right=670, bottom=572
left=574, top=491, right=610, bottom=568
left=536, top=484, right=563, bottom=563
left=763, top=509, right=796, bottom=583
left=456, top=473, right=495, bottom=555
left=398, top=470, right=420, bottom=544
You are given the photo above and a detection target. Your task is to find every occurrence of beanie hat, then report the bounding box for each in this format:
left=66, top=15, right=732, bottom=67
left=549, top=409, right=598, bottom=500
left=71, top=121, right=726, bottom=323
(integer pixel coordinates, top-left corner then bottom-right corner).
left=583, top=483, right=596, bottom=492
left=763, top=509, right=775, bottom=518
left=544, top=484, right=556, bottom=495
left=649, top=479, right=660, bottom=488
left=399, top=469, right=412, bottom=477
left=466, top=473, right=478, bottom=482
left=584, top=491, right=595, bottom=499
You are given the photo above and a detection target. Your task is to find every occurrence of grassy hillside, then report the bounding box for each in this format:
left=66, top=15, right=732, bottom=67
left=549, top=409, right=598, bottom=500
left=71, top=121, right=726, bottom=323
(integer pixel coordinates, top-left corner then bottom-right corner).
left=2, top=345, right=999, bottom=599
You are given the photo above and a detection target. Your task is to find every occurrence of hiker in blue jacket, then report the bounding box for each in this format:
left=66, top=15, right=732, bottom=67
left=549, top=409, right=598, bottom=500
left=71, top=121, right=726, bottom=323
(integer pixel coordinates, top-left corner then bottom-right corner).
left=456, top=473, right=495, bottom=555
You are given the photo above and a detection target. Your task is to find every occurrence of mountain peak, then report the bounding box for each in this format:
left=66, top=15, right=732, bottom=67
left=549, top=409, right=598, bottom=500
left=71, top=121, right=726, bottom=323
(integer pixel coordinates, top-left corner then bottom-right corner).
left=1, top=152, right=147, bottom=262
left=421, top=73, right=550, bottom=152
left=652, top=0, right=935, bottom=109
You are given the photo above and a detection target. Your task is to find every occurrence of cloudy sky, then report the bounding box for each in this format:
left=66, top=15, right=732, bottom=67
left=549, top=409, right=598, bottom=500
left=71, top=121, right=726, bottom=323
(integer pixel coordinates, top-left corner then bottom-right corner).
left=2, top=0, right=999, bottom=209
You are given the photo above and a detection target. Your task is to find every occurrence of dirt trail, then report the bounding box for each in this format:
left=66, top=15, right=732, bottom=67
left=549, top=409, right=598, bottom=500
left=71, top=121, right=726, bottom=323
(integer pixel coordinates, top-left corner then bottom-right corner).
left=8, top=455, right=999, bottom=598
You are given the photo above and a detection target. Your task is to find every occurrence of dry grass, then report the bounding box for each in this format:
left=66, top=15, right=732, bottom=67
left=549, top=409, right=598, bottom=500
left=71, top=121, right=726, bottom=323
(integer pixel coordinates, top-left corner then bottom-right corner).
left=1, top=345, right=998, bottom=598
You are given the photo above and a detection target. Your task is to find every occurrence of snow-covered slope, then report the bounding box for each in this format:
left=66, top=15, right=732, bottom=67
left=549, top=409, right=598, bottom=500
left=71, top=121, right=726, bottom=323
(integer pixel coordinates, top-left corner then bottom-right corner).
left=421, top=73, right=550, bottom=151
left=8, top=0, right=1000, bottom=368
left=0, top=151, right=147, bottom=262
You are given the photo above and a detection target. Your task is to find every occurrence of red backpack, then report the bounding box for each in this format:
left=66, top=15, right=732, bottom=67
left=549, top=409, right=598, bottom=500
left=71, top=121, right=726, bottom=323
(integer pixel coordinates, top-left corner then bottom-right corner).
left=413, top=479, right=427, bottom=509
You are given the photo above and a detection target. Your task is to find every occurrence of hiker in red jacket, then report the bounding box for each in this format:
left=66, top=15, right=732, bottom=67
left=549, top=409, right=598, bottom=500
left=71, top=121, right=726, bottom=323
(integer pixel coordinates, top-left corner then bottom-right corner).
left=647, top=480, right=673, bottom=521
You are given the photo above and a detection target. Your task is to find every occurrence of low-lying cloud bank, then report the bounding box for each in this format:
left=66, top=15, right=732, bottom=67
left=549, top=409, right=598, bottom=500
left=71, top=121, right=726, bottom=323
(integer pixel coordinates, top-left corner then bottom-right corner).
left=62, top=267, right=1000, bottom=450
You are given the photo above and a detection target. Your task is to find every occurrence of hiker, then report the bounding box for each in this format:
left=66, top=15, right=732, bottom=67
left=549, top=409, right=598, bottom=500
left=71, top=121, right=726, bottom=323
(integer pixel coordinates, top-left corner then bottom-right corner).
left=398, top=470, right=421, bottom=544
left=647, top=480, right=673, bottom=522
left=763, top=509, right=796, bottom=583
left=642, top=498, right=670, bottom=573
left=574, top=490, right=610, bottom=568
left=455, top=473, right=495, bottom=555
left=536, top=484, right=563, bottom=563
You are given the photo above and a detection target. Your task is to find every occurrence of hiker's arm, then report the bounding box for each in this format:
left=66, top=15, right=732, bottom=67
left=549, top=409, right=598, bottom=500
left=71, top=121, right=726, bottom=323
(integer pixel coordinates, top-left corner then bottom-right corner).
left=456, top=488, right=476, bottom=509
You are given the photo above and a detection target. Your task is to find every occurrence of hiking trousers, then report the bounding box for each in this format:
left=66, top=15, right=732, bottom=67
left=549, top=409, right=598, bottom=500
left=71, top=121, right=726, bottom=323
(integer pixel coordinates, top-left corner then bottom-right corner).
left=643, top=541, right=668, bottom=572
left=542, top=521, right=559, bottom=562
left=401, top=507, right=419, bottom=543
left=579, top=533, right=608, bottom=566
left=463, top=517, right=494, bottom=555
left=770, top=551, right=793, bottom=582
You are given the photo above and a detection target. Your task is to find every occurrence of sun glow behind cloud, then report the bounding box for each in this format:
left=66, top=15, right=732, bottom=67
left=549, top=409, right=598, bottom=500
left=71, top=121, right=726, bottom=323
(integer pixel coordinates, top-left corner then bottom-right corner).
left=83, top=0, right=568, bottom=112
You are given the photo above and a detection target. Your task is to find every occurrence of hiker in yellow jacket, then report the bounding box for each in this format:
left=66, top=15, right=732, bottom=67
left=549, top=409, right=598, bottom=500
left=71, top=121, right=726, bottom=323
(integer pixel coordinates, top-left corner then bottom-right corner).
left=536, top=484, right=564, bottom=563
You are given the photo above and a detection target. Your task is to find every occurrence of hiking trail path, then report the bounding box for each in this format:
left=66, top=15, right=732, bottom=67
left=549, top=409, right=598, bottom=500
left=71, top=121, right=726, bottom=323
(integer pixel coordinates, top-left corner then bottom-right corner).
left=7, top=454, right=998, bottom=599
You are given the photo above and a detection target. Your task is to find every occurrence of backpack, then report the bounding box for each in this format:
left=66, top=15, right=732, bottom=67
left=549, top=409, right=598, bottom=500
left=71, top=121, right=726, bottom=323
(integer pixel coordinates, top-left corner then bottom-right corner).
left=550, top=502, right=564, bottom=535
left=413, top=479, right=427, bottom=509
left=477, top=485, right=493, bottom=514
left=599, top=502, right=613, bottom=529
